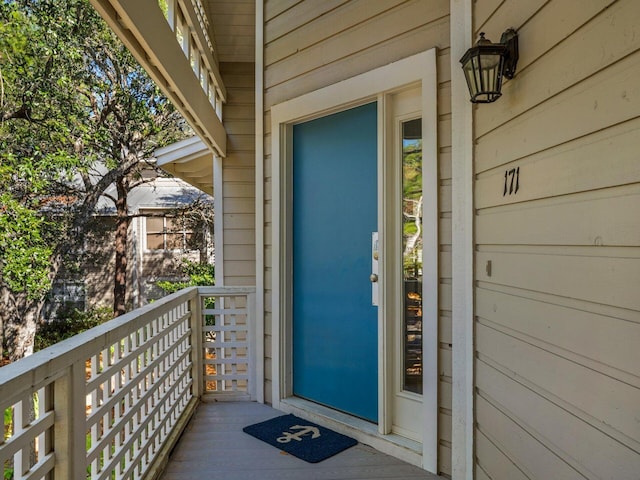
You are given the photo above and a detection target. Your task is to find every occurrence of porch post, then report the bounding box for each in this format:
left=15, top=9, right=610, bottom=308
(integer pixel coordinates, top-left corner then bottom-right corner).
left=213, top=154, right=225, bottom=285
left=190, top=288, right=203, bottom=398
left=247, top=291, right=258, bottom=400
left=53, top=361, right=88, bottom=479
left=254, top=0, right=266, bottom=404
left=450, top=0, right=475, bottom=479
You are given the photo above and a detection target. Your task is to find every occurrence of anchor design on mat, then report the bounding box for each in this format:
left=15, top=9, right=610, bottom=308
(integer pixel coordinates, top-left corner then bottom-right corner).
left=276, top=425, right=321, bottom=443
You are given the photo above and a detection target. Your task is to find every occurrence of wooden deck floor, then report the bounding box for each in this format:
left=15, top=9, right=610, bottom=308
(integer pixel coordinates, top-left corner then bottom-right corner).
left=159, top=401, right=444, bottom=480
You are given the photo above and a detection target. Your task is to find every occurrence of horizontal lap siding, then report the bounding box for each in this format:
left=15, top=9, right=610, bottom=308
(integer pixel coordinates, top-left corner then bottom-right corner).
left=473, top=1, right=640, bottom=479
left=262, top=1, right=452, bottom=475
left=221, top=62, right=256, bottom=286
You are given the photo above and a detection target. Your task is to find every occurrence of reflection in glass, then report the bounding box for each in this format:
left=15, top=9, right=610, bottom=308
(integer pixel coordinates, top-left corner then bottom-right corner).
left=402, top=118, right=423, bottom=394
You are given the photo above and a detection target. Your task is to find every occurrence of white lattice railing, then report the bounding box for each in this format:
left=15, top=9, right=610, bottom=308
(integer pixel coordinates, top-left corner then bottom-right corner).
left=199, top=287, right=256, bottom=400
left=0, top=286, right=255, bottom=480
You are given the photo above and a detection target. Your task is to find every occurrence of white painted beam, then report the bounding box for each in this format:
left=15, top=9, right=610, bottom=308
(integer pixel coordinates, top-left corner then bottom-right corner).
left=155, top=135, right=213, bottom=193
left=450, top=1, right=475, bottom=479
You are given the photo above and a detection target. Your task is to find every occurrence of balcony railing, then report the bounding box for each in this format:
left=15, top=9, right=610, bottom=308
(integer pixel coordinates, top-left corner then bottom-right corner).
left=0, top=286, right=256, bottom=480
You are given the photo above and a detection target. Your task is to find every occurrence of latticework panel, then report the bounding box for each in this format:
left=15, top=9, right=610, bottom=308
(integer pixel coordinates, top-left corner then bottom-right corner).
left=85, top=300, right=193, bottom=480
left=0, top=385, right=55, bottom=480
left=201, top=293, right=253, bottom=399
left=0, top=286, right=256, bottom=479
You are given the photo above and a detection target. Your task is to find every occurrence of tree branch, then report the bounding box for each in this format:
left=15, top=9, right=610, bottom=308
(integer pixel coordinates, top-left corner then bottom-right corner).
left=1, top=104, right=32, bottom=122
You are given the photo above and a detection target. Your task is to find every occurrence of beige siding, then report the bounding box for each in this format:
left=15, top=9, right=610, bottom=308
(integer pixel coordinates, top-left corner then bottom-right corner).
left=473, top=1, right=640, bottom=478
left=84, top=216, right=198, bottom=310
left=262, top=1, right=452, bottom=475
left=209, top=0, right=255, bottom=63
left=220, top=62, right=256, bottom=286
left=84, top=217, right=118, bottom=309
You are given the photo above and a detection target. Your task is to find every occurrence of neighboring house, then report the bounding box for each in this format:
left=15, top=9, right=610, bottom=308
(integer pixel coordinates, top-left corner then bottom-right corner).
left=89, top=1, right=640, bottom=479
left=45, top=170, right=213, bottom=317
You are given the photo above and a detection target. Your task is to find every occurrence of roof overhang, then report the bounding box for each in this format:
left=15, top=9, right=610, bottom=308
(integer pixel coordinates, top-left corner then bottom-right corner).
left=156, top=136, right=213, bottom=195
left=90, top=0, right=226, bottom=158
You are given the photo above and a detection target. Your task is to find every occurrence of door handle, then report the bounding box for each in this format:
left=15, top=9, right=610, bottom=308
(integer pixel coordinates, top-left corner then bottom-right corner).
left=371, top=232, right=379, bottom=306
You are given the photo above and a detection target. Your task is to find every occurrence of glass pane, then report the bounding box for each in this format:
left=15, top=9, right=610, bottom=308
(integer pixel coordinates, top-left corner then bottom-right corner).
left=402, top=118, right=423, bottom=395
left=146, top=216, right=163, bottom=233
left=147, top=233, right=164, bottom=250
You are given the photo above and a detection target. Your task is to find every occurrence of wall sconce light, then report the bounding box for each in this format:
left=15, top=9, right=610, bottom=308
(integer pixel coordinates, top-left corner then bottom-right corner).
left=460, top=28, right=519, bottom=103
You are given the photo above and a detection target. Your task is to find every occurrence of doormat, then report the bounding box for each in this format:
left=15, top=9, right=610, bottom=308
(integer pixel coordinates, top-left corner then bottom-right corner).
left=243, top=414, right=357, bottom=463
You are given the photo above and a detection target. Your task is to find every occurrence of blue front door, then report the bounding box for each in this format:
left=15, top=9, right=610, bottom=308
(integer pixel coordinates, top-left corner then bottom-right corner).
left=292, top=102, right=378, bottom=422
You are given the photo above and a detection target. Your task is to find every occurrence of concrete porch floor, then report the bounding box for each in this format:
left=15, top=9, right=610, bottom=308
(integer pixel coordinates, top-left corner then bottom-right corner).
left=158, top=401, right=444, bottom=480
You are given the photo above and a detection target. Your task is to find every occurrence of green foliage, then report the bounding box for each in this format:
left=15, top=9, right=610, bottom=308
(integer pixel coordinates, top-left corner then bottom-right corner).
left=402, top=139, right=423, bottom=279
left=0, top=1, right=91, bottom=149
left=402, top=140, right=422, bottom=199
left=158, top=0, right=168, bottom=18
left=157, top=260, right=215, bottom=314
left=34, top=306, right=112, bottom=351
left=3, top=395, right=13, bottom=479
left=156, top=260, right=215, bottom=294
left=0, top=194, right=53, bottom=298
left=3, top=408, right=11, bottom=441
left=0, top=0, right=190, bottom=337
left=0, top=0, right=92, bottom=302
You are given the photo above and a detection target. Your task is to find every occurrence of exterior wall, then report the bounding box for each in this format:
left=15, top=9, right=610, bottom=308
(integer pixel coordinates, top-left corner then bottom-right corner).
left=83, top=216, right=199, bottom=311
left=220, top=62, right=257, bottom=286
left=261, top=1, right=453, bottom=475
left=84, top=216, right=119, bottom=310
left=472, top=1, right=640, bottom=478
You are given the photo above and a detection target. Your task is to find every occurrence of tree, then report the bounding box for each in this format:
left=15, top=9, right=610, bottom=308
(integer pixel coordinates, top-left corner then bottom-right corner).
left=174, top=195, right=216, bottom=265
left=79, top=29, right=189, bottom=315
left=0, top=0, right=190, bottom=361
left=0, top=0, right=88, bottom=360
left=402, top=138, right=422, bottom=278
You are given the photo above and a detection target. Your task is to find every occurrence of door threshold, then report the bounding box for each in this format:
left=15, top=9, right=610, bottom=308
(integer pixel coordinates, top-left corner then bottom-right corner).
left=279, top=397, right=424, bottom=468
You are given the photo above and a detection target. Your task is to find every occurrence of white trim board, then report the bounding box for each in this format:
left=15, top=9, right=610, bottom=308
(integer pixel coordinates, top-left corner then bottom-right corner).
left=213, top=154, right=225, bottom=285
left=450, top=0, right=474, bottom=479
left=270, top=49, right=439, bottom=473
left=280, top=397, right=424, bottom=467
left=254, top=0, right=265, bottom=404
left=155, top=135, right=208, bottom=165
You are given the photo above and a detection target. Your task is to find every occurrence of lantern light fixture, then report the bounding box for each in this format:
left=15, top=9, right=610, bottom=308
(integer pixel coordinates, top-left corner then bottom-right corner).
left=460, top=28, right=519, bottom=103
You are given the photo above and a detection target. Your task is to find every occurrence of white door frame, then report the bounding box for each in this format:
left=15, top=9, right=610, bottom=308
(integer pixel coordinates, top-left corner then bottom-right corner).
left=270, top=49, right=439, bottom=472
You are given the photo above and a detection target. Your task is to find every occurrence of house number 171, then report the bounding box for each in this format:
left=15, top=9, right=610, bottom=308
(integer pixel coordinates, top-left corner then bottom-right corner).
left=503, top=167, right=520, bottom=196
